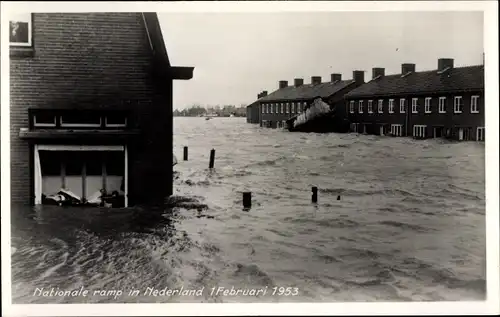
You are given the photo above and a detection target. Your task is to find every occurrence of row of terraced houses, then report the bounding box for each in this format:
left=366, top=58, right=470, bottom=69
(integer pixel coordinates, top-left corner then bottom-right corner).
left=246, top=58, right=485, bottom=141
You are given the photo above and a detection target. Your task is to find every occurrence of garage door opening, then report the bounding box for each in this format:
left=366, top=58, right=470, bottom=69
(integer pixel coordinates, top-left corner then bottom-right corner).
left=34, top=145, right=127, bottom=207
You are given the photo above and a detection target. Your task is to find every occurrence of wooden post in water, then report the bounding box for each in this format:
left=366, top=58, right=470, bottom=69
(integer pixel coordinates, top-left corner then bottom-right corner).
left=209, top=149, right=215, bottom=169
left=337, top=195, right=341, bottom=200
left=243, top=192, right=252, bottom=208
left=183, top=146, right=188, bottom=161
left=312, top=186, right=318, bottom=203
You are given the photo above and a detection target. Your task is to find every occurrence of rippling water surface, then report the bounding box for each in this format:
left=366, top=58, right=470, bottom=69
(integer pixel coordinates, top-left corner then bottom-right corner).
left=10, top=117, right=486, bottom=303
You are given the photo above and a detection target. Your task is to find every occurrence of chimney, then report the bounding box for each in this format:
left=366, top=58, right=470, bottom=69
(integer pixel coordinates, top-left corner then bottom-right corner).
left=372, top=68, right=385, bottom=79
left=294, top=78, right=304, bottom=87
left=311, top=76, right=322, bottom=85
left=262, top=90, right=268, bottom=97
left=279, top=80, right=288, bottom=89
left=257, top=92, right=262, bottom=99
left=438, top=58, right=454, bottom=71
left=401, top=63, right=415, bottom=75
left=353, top=70, right=365, bottom=84
left=331, top=73, right=342, bottom=82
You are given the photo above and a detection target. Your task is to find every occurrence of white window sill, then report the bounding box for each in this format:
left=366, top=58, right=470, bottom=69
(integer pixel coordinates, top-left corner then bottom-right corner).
left=470, top=111, right=479, bottom=114
left=454, top=111, right=463, bottom=114
left=425, top=111, right=432, bottom=114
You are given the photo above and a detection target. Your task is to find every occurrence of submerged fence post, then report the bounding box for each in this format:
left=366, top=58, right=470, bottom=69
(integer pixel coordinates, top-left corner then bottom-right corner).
left=209, top=149, right=215, bottom=169
left=183, top=146, right=188, bottom=161
left=312, top=186, right=318, bottom=203
left=243, top=192, right=252, bottom=208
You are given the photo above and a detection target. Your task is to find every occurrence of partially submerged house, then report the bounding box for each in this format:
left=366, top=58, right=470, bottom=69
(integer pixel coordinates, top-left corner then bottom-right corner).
left=10, top=12, right=194, bottom=207
left=345, top=58, right=484, bottom=141
left=246, top=91, right=266, bottom=124
left=258, top=72, right=365, bottom=131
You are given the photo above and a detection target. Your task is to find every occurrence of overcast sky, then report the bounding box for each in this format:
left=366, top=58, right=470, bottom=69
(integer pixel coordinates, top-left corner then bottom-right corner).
left=159, top=11, right=483, bottom=110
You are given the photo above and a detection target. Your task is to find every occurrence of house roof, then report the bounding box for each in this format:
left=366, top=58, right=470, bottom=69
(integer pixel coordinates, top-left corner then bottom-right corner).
left=141, top=13, right=194, bottom=80
left=259, top=80, right=356, bottom=103
left=345, top=65, right=484, bottom=98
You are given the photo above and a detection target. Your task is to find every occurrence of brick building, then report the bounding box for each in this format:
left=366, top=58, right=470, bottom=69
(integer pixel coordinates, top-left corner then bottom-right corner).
left=246, top=91, right=266, bottom=124
left=9, top=12, right=194, bottom=207
left=258, top=71, right=365, bottom=129
left=345, top=58, right=484, bottom=141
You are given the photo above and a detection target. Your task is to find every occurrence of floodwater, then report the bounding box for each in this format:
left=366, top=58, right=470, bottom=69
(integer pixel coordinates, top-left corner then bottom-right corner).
left=10, top=117, right=486, bottom=303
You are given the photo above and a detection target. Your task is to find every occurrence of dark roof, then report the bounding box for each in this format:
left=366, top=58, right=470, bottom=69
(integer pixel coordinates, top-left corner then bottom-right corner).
left=345, top=65, right=484, bottom=98
left=246, top=100, right=259, bottom=108
left=259, top=80, right=356, bottom=103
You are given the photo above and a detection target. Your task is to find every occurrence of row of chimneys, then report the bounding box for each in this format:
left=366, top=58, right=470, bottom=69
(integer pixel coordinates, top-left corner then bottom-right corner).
left=274, top=58, right=456, bottom=89
left=278, top=71, right=365, bottom=89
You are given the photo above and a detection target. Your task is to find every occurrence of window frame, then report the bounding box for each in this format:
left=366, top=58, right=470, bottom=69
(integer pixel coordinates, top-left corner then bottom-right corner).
left=105, top=116, right=128, bottom=128
left=367, top=100, right=373, bottom=114
left=424, top=97, right=432, bottom=113
left=438, top=97, right=446, bottom=113
left=378, top=100, right=383, bottom=113
left=388, top=99, right=394, bottom=114
left=349, top=101, right=354, bottom=113
left=454, top=96, right=463, bottom=114
left=358, top=101, right=363, bottom=114
left=471, top=95, right=479, bottom=113
left=9, top=13, right=33, bottom=47
left=33, top=114, right=57, bottom=128
left=60, top=114, right=103, bottom=128
left=400, top=99, right=406, bottom=113
left=412, top=98, right=419, bottom=113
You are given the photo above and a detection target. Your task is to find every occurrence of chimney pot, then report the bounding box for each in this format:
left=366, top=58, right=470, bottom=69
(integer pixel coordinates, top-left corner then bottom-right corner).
left=311, top=76, right=322, bottom=85
left=401, top=63, right=416, bottom=75
left=294, top=78, right=304, bottom=87
left=438, top=58, right=454, bottom=71
left=372, top=68, right=385, bottom=79
left=279, top=80, right=288, bottom=89
left=353, top=70, right=365, bottom=84
left=262, top=90, right=268, bottom=96
left=331, top=73, right=342, bottom=82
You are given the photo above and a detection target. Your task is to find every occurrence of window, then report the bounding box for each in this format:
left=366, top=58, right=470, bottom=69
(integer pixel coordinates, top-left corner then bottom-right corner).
left=413, top=125, right=427, bottom=138
left=391, top=124, right=403, bottom=136
left=368, top=100, right=373, bottom=113
left=471, top=96, right=479, bottom=113
left=349, top=101, right=355, bottom=113
left=262, top=105, right=265, bottom=113
left=454, top=96, right=463, bottom=113
left=439, top=97, right=446, bottom=113
left=291, top=102, right=295, bottom=114
left=412, top=98, right=418, bottom=113
left=400, top=99, right=406, bottom=113
left=286, top=103, right=289, bottom=113
left=388, top=99, right=394, bottom=114
left=9, top=13, right=32, bottom=47
left=358, top=101, right=363, bottom=113
left=425, top=97, right=432, bottom=113
left=378, top=100, right=383, bottom=113
left=297, top=103, right=302, bottom=113
left=105, top=113, right=127, bottom=128
left=281, top=103, right=284, bottom=113
left=60, top=113, right=102, bottom=128
left=477, top=127, right=485, bottom=141
left=33, top=113, right=57, bottom=127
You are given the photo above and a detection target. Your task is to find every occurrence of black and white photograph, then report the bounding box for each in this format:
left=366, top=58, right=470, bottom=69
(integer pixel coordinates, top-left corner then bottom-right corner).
left=1, top=1, right=499, bottom=316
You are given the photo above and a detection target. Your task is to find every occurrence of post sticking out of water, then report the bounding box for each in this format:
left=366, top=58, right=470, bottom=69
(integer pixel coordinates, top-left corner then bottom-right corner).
left=337, top=195, right=341, bottom=200
left=312, top=186, right=318, bottom=203
left=183, top=146, right=188, bottom=161
left=243, top=192, right=252, bottom=208
left=209, top=149, right=215, bottom=169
